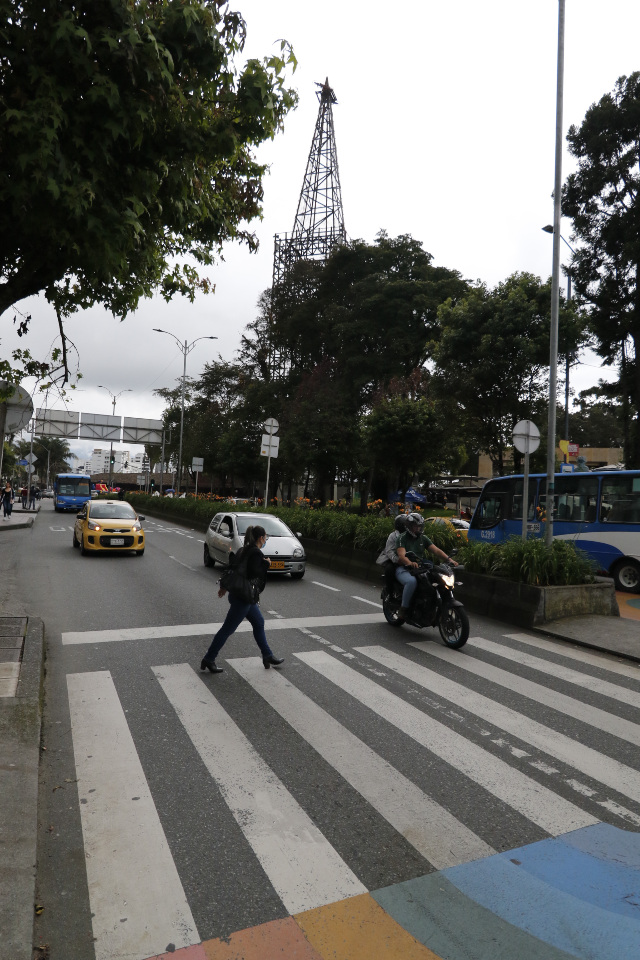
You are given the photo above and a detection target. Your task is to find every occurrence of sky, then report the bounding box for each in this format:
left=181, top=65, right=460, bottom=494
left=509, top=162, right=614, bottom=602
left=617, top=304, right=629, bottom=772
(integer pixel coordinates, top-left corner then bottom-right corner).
left=4, top=0, right=640, bottom=459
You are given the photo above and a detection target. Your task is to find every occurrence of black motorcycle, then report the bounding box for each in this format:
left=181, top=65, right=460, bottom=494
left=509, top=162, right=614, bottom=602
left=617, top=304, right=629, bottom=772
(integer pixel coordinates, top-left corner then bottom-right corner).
left=381, top=557, right=469, bottom=649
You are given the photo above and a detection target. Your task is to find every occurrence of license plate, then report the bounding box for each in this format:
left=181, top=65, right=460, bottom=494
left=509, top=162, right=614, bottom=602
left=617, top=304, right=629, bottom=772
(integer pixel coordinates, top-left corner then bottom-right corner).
left=270, top=560, right=285, bottom=570
left=110, top=538, right=125, bottom=546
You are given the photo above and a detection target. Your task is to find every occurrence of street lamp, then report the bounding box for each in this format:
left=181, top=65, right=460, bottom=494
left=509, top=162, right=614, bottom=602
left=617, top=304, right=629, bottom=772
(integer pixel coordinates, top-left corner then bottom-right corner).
left=153, top=330, right=218, bottom=493
left=543, top=224, right=576, bottom=448
left=544, top=0, right=566, bottom=547
left=98, top=385, right=132, bottom=492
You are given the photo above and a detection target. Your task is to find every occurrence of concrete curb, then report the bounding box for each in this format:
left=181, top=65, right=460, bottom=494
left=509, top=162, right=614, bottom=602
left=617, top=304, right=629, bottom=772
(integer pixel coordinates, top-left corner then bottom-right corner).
left=0, top=617, right=45, bottom=960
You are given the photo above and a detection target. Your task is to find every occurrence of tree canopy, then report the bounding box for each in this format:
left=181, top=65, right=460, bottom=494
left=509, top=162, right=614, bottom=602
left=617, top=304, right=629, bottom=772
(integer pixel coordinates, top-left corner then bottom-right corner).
left=563, top=72, right=640, bottom=465
left=0, top=0, right=296, bottom=380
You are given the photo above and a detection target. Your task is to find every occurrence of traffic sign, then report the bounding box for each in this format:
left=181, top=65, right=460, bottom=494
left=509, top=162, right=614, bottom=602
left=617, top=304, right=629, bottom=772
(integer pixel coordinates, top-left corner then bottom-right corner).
left=512, top=420, right=540, bottom=455
left=26, top=465, right=36, bottom=474
left=191, top=457, right=204, bottom=473
left=260, top=435, right=280, bottom=458
left=25, top=452, right=38, bottom=464
left=264, top=418, right=279, bottom=436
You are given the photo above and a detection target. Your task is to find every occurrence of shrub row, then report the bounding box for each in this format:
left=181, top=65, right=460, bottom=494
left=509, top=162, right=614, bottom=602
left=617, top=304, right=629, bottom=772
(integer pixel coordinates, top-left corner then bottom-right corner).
left=127, top=494, right=595, bottom=586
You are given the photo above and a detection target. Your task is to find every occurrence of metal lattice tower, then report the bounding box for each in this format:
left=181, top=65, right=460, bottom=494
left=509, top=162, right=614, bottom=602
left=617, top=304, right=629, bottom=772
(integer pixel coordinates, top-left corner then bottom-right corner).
left=272, top=78, right=347, bottom=286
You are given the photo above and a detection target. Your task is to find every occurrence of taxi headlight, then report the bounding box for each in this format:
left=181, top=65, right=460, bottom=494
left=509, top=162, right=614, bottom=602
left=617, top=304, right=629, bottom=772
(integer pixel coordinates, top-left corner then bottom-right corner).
left=132, top=523, right=142, bottom=532
left=87, top=520, right=101, bottom=531
left=293, top=547, right=303, bottom=558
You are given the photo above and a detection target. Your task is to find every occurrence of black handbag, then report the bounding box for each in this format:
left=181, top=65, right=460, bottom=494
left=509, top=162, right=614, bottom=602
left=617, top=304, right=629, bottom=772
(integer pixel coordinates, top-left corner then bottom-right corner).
left=220, top=550, right=260, bottom=604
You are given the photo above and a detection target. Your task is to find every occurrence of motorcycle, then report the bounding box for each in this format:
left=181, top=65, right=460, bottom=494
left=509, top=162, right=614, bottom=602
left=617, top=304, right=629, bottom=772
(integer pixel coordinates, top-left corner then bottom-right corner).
left=381, top=556, right=469, bottom=649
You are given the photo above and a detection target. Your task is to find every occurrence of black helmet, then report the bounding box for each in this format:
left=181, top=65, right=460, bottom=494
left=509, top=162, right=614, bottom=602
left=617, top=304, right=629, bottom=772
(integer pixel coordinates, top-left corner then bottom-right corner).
left=394, top=514, right=408, bottom=533
left=406, top=512, right=425, bottom=531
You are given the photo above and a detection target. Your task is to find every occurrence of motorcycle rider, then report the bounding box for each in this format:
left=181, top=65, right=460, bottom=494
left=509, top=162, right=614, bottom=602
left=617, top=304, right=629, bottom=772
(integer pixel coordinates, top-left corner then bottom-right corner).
left=376, top=514, right=409, bottom=588
left=396, top=512, right=458, bottom=619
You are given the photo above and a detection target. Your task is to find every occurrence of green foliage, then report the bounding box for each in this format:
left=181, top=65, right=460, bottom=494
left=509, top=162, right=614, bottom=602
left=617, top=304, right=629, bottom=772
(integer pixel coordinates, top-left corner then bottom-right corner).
left=459, top=536, right=596, bottom=586
left=0, top=0, right=297, bottom=380
left=563, top=72, right=640, bottom=465
left=433, top=272, right=586, bottom=474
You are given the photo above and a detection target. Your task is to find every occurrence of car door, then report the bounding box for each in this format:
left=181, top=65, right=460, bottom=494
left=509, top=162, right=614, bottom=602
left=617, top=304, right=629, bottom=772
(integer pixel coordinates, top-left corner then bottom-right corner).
left=75, top=505, right=87, bottom=543
left=212, top=515, right=235, bottom=564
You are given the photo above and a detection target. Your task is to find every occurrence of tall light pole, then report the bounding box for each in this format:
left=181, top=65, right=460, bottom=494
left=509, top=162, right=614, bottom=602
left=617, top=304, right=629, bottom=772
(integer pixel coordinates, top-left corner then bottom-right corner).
left=98, top=385, right=132, bottom=492
left=545, top=0, right=566, bottom=547
left=153, top=330, right=217, bottom=493
left=543, top=224, right=576, bottom=448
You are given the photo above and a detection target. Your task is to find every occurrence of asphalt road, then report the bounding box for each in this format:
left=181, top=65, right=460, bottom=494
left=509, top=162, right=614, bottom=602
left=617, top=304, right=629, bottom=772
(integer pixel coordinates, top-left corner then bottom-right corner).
left=7, top=503, right=640, bottom=959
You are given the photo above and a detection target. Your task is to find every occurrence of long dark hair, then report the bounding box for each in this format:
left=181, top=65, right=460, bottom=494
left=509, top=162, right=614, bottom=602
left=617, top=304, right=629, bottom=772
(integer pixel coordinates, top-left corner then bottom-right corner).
left=244, top=525, right=266, bottom=547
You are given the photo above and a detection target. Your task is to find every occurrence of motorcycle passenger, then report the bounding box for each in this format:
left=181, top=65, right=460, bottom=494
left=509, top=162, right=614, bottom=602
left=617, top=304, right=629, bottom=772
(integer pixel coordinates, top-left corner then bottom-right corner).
left=396, top=512, right=457, bottom=619
left=376, top=514, right=409, bottom=588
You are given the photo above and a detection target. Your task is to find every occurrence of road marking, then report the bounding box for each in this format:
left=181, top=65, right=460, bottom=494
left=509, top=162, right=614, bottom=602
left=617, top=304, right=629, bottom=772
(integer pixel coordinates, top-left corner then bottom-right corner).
left=358, top=645, right=640, bottom=807
left=61, top=613, right=381, bottom=645
left=312, top=581, right=340, bottom=591
left=296, top=650, right=596, bottom=836
left=168, top=555, right=197, bottom=571
left=153, top=663, right=365, bottom=913
left=351, top=595, right=382, bottom=608
left=67, top=671, right=198, bottom=960
left=472, top=636, right=640, bottom=708
left=229, top=657, right=494, bottom=869
left=504, top=632, right=640, bottom=681
left=411, top=641, right=640, bottom=747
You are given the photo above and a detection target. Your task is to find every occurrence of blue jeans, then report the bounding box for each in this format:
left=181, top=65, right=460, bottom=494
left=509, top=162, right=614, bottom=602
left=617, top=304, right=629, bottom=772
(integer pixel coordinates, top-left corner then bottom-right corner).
left=395, top=566, right=417, bottom=609
left=204, top=594, right=273, bottom=662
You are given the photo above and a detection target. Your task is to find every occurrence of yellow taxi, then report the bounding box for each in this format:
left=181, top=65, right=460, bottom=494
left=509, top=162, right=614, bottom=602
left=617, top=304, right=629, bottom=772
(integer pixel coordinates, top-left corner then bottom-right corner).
left=73, top=500, right=145, bottom=556
left=425, top=516, right=470, bottom=540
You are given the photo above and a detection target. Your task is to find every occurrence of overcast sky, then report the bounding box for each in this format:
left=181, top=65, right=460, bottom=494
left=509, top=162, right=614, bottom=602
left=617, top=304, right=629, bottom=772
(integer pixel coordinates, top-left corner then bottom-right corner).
left=5, top=0, right=640, bottom=458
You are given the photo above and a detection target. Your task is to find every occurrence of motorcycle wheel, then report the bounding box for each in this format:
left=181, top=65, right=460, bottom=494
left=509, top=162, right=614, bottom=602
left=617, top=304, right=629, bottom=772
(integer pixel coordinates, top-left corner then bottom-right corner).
left=438, top=606, right=469, bottom=649
left=382, top=597, right=405, bottom=627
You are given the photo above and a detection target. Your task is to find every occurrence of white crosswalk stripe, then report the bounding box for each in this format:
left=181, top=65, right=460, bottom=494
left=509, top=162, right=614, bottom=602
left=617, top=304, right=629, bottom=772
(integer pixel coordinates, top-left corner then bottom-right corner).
left=64, top=631, right=640, bottom=957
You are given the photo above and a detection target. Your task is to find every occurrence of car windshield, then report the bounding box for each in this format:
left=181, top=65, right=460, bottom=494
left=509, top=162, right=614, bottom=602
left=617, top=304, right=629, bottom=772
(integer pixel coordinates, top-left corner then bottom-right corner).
left=235, top=515, right=293, bottom=537
left=90, top=504, right=137, bottom=520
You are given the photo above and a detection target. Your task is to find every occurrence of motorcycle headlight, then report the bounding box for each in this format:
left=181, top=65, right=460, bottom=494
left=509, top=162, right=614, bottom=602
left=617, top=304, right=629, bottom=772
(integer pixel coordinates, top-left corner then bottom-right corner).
left=293, top=547, right=304, bottom=558
left=441, top=573, right=455, bottom=588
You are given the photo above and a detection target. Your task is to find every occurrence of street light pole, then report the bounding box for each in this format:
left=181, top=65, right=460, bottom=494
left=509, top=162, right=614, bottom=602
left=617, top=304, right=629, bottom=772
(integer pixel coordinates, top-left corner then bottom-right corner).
left=545, top=0, right=566, bottom=547
left=543, top=225, right=576, bottom=448
left=98, top=386, right=132, bottom=492
left=153, top=330, right=217, bottom=493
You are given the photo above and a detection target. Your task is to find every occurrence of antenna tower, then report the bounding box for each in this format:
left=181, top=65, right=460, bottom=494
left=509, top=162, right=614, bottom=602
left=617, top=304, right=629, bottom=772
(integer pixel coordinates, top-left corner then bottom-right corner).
left=273, top=78, right=346, bottom=286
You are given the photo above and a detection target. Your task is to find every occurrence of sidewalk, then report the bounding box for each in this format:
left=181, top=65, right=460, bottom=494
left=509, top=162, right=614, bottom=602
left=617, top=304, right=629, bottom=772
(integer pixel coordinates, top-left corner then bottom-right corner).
left=0, top=511, right=639, bottom=959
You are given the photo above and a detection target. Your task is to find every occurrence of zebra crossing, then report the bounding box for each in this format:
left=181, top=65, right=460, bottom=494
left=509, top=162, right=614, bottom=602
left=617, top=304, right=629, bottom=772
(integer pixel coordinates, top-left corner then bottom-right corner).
left=64, top=627, right=640, bottom=960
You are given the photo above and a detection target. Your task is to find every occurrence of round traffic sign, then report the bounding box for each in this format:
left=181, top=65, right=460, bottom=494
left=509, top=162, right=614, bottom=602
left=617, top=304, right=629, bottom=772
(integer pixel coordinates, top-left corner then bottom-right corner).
left=0, top=381, right=33, bottom=433
left=264, top=417, right=279, bottom=435
left=512, top=420, right=540, bottom=454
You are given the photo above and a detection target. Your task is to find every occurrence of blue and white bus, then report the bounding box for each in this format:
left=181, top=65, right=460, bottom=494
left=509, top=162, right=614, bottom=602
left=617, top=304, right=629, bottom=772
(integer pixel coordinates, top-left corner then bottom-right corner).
left=53, top=473, right=91, bottom=513
left=469, top=470, right=640, bottom=592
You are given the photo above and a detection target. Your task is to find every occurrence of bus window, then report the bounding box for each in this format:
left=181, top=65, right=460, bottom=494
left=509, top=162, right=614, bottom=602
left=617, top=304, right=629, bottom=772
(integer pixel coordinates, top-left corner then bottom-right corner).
left=538, top=475, right=599, bottom=523
left=601, top=474, right=640, bottom=523
left=473, top=492, right=504, bottom=528
left=508, top=478, right=538, bottom=521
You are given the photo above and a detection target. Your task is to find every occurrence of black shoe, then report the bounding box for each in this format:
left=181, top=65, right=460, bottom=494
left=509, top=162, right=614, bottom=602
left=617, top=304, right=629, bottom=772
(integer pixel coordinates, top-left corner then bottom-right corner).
left=263, top=655, right=284, bottom=669
left=201, top=658, right=223, bottom=673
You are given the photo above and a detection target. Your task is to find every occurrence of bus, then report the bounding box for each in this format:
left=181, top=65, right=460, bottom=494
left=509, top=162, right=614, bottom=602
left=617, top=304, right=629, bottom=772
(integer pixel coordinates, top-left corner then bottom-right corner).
left=468, top=470, right=640, bottom=593
left=53, top=473, right=92, bottom=513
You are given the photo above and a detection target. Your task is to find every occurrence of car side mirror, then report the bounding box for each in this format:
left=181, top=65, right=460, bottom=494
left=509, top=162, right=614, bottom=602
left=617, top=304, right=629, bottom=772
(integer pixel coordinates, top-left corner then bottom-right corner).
left=137, top=515, right=145, bottom=521
left=296, top=532, right=302, bottom=537
left=76, top=512, right=82, bottom=518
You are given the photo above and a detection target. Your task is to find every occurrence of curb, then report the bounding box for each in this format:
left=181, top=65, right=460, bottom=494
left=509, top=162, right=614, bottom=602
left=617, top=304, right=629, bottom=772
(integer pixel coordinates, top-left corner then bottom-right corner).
left=0, top=617, right=45, bottom=960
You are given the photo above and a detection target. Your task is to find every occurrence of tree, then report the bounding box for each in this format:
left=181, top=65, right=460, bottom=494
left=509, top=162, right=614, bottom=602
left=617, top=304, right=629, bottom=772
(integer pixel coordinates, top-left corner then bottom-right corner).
left=562, top=72, right=640, bottom=465
left=0, top=0, right=296, bottom=381
left=433, top=273, right=586, bottom=473
left=568, top=387, right=626, bottom=449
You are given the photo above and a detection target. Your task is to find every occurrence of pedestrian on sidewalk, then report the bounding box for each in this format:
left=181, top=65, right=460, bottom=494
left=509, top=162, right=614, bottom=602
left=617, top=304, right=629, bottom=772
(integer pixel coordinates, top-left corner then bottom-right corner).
left=200, top=524, right=284, bottom=674
left=20, top=484, right=27, bottom=508
left=28, top=486, right=36, bottom=509
left=2, top=480, right=15, bottom=519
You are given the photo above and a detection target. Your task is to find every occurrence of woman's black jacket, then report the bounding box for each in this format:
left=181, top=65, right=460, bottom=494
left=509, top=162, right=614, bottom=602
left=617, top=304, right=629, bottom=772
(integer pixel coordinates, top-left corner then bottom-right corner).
left=234, top=543, right=269, bottom=592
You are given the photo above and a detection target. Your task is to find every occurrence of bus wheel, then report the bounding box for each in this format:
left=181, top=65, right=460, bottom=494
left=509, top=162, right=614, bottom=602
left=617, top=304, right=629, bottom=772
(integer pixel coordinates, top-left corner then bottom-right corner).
left=613, top=559, right=640, bottom=593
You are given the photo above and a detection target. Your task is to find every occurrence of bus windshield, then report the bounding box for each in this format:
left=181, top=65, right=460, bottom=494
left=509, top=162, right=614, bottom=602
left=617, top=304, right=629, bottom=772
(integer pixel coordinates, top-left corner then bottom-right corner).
left=56, top=477, right=90, bottom=497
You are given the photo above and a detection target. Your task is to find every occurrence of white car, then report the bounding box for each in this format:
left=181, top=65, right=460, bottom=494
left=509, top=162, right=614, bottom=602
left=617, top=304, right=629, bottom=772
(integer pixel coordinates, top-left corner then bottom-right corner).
left=204, top=512, right=306, bottom=579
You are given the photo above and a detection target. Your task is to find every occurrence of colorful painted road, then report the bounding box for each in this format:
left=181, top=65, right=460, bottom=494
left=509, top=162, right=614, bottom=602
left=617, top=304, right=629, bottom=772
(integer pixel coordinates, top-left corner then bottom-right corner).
left=143, top=822, right=640, bottom=960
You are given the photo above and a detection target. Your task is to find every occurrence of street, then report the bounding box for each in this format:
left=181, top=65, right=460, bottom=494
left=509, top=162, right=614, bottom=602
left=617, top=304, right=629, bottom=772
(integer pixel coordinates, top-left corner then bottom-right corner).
left=5, top=502, right=640, bottom=959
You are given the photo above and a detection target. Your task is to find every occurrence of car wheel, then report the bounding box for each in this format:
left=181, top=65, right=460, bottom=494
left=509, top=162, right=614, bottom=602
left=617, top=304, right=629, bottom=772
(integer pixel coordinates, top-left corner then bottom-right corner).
left=290, top=570, right=305, bottom=580
left=612, top=558, right=640, bottom=593
left=80, top=535, right=88, bottom=556
left=203, top=543, right=215, bottom=567
left=72, top=529, right=79, bottom=549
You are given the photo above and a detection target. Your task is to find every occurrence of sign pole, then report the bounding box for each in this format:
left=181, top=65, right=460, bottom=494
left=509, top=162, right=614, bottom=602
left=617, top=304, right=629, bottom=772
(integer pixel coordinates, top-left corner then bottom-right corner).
left=522, top=448, right=530, bottom=541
